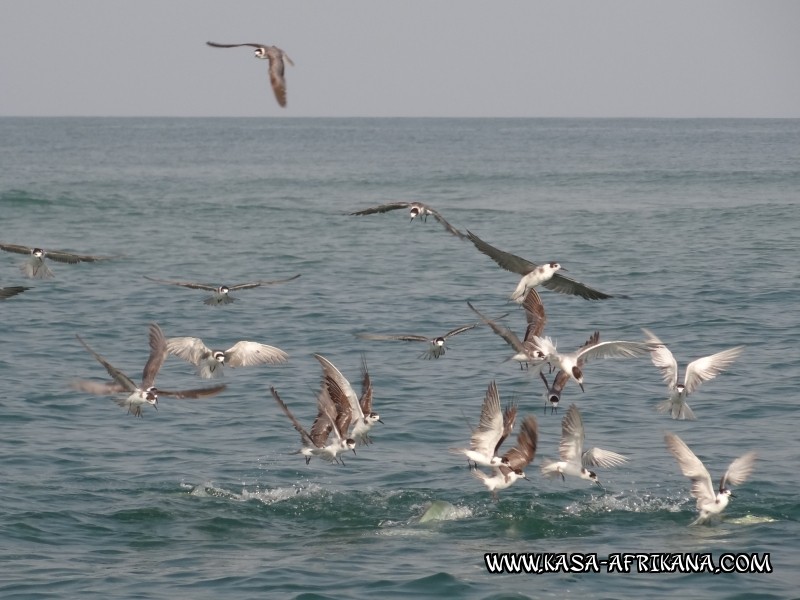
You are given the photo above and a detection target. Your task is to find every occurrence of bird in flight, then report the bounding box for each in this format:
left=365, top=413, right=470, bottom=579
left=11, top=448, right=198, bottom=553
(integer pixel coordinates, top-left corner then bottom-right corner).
left=350, top=201, right=466, bottom=239
left=0, top=243, right=114, bottom=279
left=206, top=41, right=294, bottom=107
left=144, top=274, right=300, bottom=305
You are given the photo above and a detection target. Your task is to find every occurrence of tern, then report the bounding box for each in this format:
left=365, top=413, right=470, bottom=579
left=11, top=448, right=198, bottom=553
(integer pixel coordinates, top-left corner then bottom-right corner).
left=0, top=286, right=29, bottom=300
left=271, top=385, right=356, bottom=465
left=539, top=370, right=569, bottom=414
left=540, top=403, right=627, bottom=486
left=350, top=201, right=466, bottom=239
left=314, top=354, right=381, bottom=446
left=452, top=380, right=516, bottom=470
left=166, top=336, right=288, bottom=378
left=74, top=323, right=226, bottom=417
left=357, top=323, right=478, bottom=359
left=144, top=274, right=300, bottom=305
left=643, top=329, right=744, bottom=420
left=465, top=230, right=614, bottom=301
left=472, top=415, right=538, bottom=500
left=0, top=243, right=113, bottom=279
left=206, top=41, right=294, bottom=107
left=534, top=332, right=652, bottom=392
left=466, top=289, right=547, bottom=370
left=664, top=432, right=756, bottom=525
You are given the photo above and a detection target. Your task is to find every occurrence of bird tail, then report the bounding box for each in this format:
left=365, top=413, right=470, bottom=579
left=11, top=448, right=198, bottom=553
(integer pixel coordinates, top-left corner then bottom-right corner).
left=656, top=397, right=695, bottom=420
left=540, top=459, right=560, bottom=479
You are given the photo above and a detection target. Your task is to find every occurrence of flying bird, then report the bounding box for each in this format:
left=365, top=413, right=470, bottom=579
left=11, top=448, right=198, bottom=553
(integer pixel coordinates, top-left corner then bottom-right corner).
left=472, top=414, right=538, bottom=501
left=357, top=323, right=478, bottom=359
left=144, top=274, right=300, bottom=305
left=166, top=336, right=288, bottom=378
left=0, top=243, right=113, bottom=279
left=664, top=432, right=756, bottom=525
left=206, top=41, right=294, bottom=107
left=452, top=380, right=516, bottom=470
left=350, top=202, right=466, bottom=239
left=539, top=370, right=569, bottom=414
left=540, top=404, right=627, bottom=486
left=643, top=329, right=744, bottom=420
left=74, top=323, right=226, bottom=417
left=465, top=230, right=614, bottom=301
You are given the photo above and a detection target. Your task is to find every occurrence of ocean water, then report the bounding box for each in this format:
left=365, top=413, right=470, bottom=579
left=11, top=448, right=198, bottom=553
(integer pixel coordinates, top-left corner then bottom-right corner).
left=0, top=117, right=798, bottom=599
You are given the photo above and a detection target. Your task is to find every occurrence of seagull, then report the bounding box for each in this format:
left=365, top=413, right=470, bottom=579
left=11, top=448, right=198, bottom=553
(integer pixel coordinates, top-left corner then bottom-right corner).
left=350, top=202, right=466, bottom=239
left=356, top=323, right=478, bottom=359
left=144, top=274, right=300, bottom=305
left=74, top=323, right=227, bottom=417
left=643, top=329, right=744, bottom=420
left=664, top=432, right=756, bottom=525
left=270, top=385, right=356, bottom=465
left=166, top=336, right=288, bottom=378
left=313, top=354, right=381, bottom=446
left=467, top=289, right=547, bottom=370
left=0, top=286, right=29, bottom=300
left=472, top=415, right=538, bottom=501
left=0, top=243, right=113, bottom=279
left=539, top=370, right=569, bottom=414
left=533, top=331, right=652, bottom=392
left=540, top=403, right=627, bottom=486
left=452, top=380, right=516, bottom=470
left=206, top=41, right=294, bottom=107
left=465, top=230, right=614, bottom=301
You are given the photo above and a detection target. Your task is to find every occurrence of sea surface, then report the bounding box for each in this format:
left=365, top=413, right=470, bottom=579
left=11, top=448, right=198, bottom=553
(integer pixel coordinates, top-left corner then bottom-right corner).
left=0, top=117, right=798, bottom=599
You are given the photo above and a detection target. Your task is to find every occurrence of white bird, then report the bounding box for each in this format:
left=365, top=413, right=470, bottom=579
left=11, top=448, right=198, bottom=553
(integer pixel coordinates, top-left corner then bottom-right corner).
left=206, top=42, right=294, bottom=107
left=270, top=385, right=356, bottom=465
left=166, top=336, right=288, bottom=378
left=664, top=432, right=756, bottom=525
left=534, top=332, right=652, bottom=392
left=144, top=274, right=300, bottom=305
left=357, top=323, right=478, bottom=359
left=643, top=329, right=744, bottom=420
left=350, top=201, right=466, bottom=239
left=452, top=380, right=517, bottom=469
left=465, top=230, right=614, bottom=301
left=540, top=404, right=627, bottom=486
left=467, top=289, right=547, bottom=370
left=472, top=415, right=538, bottom=500
left=0, top=243, right=113, bottom=279
left=74, top=323, right=226, bottom=417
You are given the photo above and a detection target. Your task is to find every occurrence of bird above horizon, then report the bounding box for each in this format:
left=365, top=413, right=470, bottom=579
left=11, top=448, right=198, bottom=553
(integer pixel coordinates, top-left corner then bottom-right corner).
left=465, top=230, right=615, bottom=301
left=206, top=41, right=294, bottom=107
left=350, top=202, right=466, bottom=239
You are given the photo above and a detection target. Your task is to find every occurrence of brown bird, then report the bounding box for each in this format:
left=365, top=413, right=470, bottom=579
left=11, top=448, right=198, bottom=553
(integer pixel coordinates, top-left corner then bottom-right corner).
left=206, top=41, right=294, bottom=107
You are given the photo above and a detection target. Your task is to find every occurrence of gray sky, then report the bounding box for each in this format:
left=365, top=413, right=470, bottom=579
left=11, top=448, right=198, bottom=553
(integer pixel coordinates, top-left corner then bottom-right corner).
left=2, top=0, right=799, bottom=117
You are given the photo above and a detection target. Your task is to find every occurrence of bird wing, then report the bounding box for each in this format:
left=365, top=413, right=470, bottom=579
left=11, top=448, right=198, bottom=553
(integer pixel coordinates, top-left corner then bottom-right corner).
left=358, top=354, right=374, bottom=414
left=206, top=41, right=266, bottom=49
left=467, top=301, right=525, bottom=354
left=141, top=323, right=167, bottom=389
left=43, top=249, right=111, bottom=264
left=75, top=335, right=138, bottom=393
left=684, top=346, right=744, bottom=395
left=559, top=404, right=585, bottom=463
left=582, top=447, right=628, bottom=468
left=575, top=339, right=653, bottom=364
left=442, top=323, right=479, bottom=339
left=575, top=331, right=601, bottom=366
left=664, top=433, right=716, bottom=508
left=540, top=272, right=613, bottom=300
left=0, top=243, right=33, bottom=256
left=325, top=374, right=353, bottom=440
left=224, top=340, right=289, bottom=367
left=0, top=286, right=28, bottom=300
left=314, top=354, right=363, bottom=421
left=266, top=47, right=289, bottom=107
left=356, top=332, right=429, bottom=343
left=469, top=380, right=504, bottom=457
left=71, top=379, right=125, bottom=395
left=521, top=288, right=547, bottom=338
left=166, top=336, right=212, bottom=367
left=426, top=207, right=466, bottom=239
left=350, top=202, right=411, bottom=216
left=719, top=451, right=757, bottom=492
left=465, top=230, right=537, bottom=275
left=229, top=274, right=301, bottom=290
left=144, top=276, right=216, bottom=291
left=642, top=328, right=679, bottom=390
left=156, top=383, right=227, bottom=399
left=501, top=415, right=538, bottom=472
left=271, top=386, right=315, bottom=447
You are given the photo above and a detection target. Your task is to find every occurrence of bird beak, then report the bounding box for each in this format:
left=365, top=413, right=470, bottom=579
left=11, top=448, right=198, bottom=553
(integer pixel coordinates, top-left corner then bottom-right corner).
left=523, top=475, right=531, bottom=482
left=578, top=382, right=585, bottom=393
left=378, top=419, right=385, bottom=424
left=352, top=448, right=357, bottom=456
left=729, top=492, right=736, bottom=498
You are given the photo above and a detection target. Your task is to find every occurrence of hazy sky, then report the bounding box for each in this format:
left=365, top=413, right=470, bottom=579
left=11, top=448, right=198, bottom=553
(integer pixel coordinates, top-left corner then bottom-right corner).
left=2, top=0, right=799, bottom=117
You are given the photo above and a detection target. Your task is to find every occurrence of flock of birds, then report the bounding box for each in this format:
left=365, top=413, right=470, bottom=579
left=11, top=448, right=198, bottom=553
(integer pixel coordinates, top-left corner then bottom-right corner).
left=0, top=47, right=757, bottom=524
left=0, top=194, right=754, bottom=525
